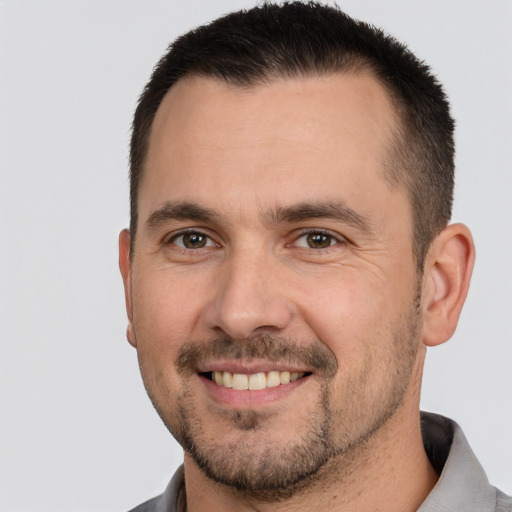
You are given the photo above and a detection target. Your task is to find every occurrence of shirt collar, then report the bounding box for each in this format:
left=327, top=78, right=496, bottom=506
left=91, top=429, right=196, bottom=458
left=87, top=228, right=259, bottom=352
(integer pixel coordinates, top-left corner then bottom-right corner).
left=419, top=412, right=497, bottom=512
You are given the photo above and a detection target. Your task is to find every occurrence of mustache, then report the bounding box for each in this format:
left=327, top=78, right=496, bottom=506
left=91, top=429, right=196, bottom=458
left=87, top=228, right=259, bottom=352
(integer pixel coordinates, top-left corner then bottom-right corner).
left=176, top=335, right=338, bottom=378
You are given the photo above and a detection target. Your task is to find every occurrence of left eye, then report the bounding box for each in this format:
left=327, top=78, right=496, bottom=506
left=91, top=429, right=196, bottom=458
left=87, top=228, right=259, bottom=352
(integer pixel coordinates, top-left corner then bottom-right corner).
left=171, top=231, right=216, bottom=249
left=294, top=232, right=338, bottom=249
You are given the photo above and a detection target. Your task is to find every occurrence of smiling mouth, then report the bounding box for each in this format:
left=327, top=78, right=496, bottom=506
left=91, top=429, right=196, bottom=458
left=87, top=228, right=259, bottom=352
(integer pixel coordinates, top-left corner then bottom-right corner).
left=201, top=370, right=312, bottom=390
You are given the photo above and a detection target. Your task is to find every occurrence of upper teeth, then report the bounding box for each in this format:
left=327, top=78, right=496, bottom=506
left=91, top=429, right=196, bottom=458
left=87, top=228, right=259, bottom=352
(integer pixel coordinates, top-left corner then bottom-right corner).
left=212, top=371, right=305, bottom=390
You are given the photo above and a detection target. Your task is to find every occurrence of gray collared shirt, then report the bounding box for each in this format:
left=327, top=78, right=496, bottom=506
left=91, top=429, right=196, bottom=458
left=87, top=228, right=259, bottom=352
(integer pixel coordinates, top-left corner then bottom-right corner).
left=418, top=413, right=511, bottom=511
left=129, top=412, right=511, bottom=511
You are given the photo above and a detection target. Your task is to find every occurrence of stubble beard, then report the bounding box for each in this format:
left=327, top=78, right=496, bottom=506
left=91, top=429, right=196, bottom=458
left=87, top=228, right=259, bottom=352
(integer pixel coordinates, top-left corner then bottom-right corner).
left=176, top=371, right=337, bottom=500
left=139, top=297, right=421, bottom=502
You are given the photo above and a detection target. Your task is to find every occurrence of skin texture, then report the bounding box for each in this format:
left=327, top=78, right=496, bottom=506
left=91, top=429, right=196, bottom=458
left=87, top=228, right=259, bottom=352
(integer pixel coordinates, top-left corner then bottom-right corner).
left=120, top=74, right=475, bottom=511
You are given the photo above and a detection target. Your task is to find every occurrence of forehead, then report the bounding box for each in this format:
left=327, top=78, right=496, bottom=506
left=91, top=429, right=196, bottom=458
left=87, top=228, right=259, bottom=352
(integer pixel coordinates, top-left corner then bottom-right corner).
left=141, top=73, right=403, bottom=224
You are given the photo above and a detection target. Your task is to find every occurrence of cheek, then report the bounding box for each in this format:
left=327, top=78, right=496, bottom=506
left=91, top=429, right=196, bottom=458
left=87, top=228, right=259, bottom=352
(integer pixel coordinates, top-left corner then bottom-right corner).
left=130, top=273, right=194, bottom=418
left=131, top=271, right=200, bottom=359
left=296, top=274, right=382, bottom=339
left=295, top=268, right=413, bottom=366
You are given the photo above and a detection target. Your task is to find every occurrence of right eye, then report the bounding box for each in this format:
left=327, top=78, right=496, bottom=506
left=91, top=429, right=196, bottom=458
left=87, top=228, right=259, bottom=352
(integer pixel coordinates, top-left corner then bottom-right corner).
left=169, top=231, right=217, bottom=249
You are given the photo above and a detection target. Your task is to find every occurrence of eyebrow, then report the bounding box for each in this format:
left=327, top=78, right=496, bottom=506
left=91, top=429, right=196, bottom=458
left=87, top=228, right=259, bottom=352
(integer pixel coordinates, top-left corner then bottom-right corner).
left=145, top=201, right=218, bottom=228
left=266, top=201, right=372, bottom=233
left=145, top=200, right=372, bottom=234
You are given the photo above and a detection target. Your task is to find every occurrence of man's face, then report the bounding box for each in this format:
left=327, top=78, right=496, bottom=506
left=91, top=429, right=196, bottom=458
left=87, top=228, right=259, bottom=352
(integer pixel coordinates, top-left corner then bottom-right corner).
left=121, top=74, right=424, bottom=497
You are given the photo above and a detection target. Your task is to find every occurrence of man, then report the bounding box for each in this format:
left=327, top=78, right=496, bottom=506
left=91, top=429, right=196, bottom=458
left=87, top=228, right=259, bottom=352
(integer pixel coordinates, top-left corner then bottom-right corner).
left=119, top=2, right=511, bottom=511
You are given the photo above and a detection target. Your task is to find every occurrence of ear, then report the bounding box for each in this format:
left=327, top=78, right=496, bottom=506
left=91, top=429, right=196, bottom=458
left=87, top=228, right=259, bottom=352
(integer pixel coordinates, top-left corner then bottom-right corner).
left=421, top=223, right=475, bottom=347
left=119, top=229, right=137, bottom=348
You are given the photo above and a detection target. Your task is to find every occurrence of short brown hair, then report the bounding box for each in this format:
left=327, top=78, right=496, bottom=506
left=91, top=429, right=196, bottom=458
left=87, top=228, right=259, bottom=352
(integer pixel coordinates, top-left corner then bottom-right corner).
left=130, top=1, right=454, bottom=268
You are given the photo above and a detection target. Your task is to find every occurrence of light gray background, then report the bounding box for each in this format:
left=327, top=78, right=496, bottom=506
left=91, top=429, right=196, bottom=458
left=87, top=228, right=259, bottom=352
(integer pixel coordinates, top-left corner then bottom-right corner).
left=0, top=1, right=510, bottom=511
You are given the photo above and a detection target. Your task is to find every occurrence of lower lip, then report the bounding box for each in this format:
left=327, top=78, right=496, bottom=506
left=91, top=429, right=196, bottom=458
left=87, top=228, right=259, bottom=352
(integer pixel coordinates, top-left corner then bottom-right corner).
left=199, top=374, right=311, bottom=408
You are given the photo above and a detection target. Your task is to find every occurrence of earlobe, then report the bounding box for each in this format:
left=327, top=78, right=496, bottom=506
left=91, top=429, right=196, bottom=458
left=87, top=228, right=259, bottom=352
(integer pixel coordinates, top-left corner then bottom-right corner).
left=119, top=229, right=137, bottom=348
left=126, top=324, right=136, bottom=348
left=421, top=223, right=475, bottom=347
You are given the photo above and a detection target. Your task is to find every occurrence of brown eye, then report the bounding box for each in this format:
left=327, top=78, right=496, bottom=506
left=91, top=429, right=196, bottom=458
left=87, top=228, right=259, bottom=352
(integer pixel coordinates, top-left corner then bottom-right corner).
left=183, top=233, right=206, bottom=248
left=305, top=232, right=335, bottom=249
left=172, top=231, right=214, bottom=249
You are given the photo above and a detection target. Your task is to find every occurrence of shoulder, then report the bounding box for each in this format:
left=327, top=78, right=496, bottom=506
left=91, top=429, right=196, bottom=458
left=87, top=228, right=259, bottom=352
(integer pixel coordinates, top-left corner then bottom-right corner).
left=496, top=488, right=512, bottom=511
left=127, top=496, right=161, bottom=512
left=126, top=466, right=184, bottom=512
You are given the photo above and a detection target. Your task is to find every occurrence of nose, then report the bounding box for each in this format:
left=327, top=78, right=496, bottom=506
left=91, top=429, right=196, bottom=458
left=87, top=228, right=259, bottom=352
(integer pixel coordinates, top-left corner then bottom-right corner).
left=202, top=250, right=294, bottom=340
